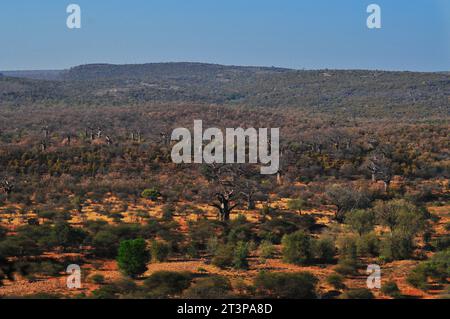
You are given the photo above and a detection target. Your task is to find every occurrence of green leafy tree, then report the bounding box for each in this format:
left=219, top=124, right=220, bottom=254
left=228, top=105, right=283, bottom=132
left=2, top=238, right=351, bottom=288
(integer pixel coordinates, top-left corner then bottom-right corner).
left=117, top=238, right=150, bottom=278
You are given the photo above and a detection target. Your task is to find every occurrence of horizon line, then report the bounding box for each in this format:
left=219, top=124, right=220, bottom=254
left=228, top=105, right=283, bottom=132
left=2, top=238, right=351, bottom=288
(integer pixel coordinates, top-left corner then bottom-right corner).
left=1, top=61, right=449, bottom=74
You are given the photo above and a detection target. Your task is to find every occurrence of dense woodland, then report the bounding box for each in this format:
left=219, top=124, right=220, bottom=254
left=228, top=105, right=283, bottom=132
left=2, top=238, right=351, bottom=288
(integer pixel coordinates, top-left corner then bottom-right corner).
left=0, top=63, right=448, bottom=299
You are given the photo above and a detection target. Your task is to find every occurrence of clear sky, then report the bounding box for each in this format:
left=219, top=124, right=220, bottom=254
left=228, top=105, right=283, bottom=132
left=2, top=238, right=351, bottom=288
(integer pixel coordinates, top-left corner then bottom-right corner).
left=1, top=0, right=449, bottom=71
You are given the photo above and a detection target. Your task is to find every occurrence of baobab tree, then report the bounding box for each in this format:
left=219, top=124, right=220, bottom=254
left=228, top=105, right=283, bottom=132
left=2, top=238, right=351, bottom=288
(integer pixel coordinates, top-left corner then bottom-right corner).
left=0, top=179, right=14, bottom=199
left=212, top=190, right=239, bottom=222
left=367, top=153, right=393, bottom=192
left=203, top=164, right=241, bottom=222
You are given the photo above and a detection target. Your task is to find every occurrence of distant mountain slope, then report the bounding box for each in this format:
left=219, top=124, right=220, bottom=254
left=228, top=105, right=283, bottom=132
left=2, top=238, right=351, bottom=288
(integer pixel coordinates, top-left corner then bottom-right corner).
left=1, top=70, right=65, bottom=81
left=1, top=63, right=449, bottom=117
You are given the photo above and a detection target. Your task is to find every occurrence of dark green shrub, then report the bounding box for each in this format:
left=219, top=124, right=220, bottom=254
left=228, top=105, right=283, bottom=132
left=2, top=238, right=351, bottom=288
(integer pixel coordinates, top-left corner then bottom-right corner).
left=258, top=240, right=275, bottom=262
left=407, top=263, right=429, bottom=290
left=92, top=230, right=119, bottom=258
left=151, top=241, right=170, bottom=263
left=254, top=272, right=318, bottom=299
left=38, top=261, right=64, bottom=276
left=335, top=258, right=358, bottom=276
left=425, top=249, right=450, bottom=283
left=211, top=244, right=234, bottom=269
left=345, top=209, right=375, bottom=235
left=341, top=288, right=374, bottom=299
left=141, top=188, right=161, bottom=201
left=91, top=278, right=138, bottom=299
left=326, top=273, right=346, bottom=290
left=0, top=226, right=7, bottom=240
left=90, top=274, right=105, bottom=284
left=232, top=241, right=249, bottom=270
left=143, top=271, right=192, bottom=298
left=314, top=237, right=336, bottom=263
left=183, top=275, right=232, bottom=299
left=117, top=238, right=150, bottom=278
left=432, top=235, right=450, bottom=251
left=258, top=219, right=298, bottom=244
left=356, top=232, right=380, bottom=257
left=282, top=231, right=313, bottom=265
left=335, top=236, right=358, bottom=275
left=287, top=198, right=306, bottom=214
left=206, top=236, right=219, bottom=256
left=338, top=236, right=357, bottom=260
left=51, top=222, right=87, bottom=250
left=381, top=281, right=401, bottom=298
left=380, top=232, right=415, bottom=261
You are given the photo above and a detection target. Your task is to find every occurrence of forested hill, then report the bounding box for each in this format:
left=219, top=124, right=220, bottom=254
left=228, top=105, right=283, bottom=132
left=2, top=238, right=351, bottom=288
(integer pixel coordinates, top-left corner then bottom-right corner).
left=1, top=62, right=449, bottom=117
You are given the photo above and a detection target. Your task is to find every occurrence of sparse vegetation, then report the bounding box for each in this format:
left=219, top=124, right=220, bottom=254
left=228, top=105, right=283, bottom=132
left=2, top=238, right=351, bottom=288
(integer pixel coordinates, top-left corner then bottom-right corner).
left=0, top=62, right=448, bottom=299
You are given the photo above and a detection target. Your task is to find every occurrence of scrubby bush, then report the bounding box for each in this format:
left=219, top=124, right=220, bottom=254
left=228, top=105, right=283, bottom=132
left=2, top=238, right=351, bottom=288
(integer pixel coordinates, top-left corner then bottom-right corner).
left=254, top=272, right=318, bottom=299
left=0, top=226, right=7, bottom=240
left=151, top=241, right=170, bottom=263
left=258, top=219, right=298, bottom=244
left=381, top=281, right=401, bottom=298
left=407, top=263, right=429, bottom=290
left=232, top=241, right=249, bottom=270
left=380, top=232, right=415, bottom=261
left=143, top=271, right=192, bottom=298
left=206, top=236, right=219, bottom=256
left=356, top=232, right=380, bottom=257
left=183, top=275, right=233, bottom=299
left=258, top=240, right=275, bottom=263
left=92, top=230, right=119, bottom=258
left=282, top=231, right=313, bottom=265
left=341, top=288, right=374, bottom=299
left=335, top=258, right=358, bottom=276
left=373, top=199, right=427, bottom=236
left=51, top=222, right=87, bottom=250
left=91, top=278, right=139, bottom=299
left=335, top=236, right=358, bottom=275
left=141, top=188, right=161, bottom=201
left=426, top=249, right=450, bottom=283
left=313, top=237, right=336, bottom=263
left=287, top=198, right=306, bottom=214
left=90, top=274, right=105, bottom=284
left=211, top=244, right=234, bottom=269
left=227, top=215, right=255, bottom=244
left=345, top=209, right=375, bottom=235
left=326, top=273, right=346, bottom=290
left=432, top=235, right=450, bottom=251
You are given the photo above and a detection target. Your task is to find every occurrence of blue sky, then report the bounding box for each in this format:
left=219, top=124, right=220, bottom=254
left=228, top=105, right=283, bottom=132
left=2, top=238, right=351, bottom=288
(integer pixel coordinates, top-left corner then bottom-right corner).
left=1, top=0, right=449, bottom=71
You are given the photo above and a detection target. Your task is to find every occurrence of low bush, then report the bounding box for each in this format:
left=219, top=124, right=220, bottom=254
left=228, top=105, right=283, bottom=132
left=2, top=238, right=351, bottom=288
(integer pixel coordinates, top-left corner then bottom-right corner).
left=254, top=271, right=318, bottom=299
left=341, top=288, right=374, bottom=299
left=326, top=273, right=346, bottom=290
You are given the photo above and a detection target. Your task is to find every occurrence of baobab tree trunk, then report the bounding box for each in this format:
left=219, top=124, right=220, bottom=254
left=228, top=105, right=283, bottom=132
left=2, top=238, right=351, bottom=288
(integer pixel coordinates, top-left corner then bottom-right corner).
left=383, top=180, right=390, bottom=193
left=276, top=172, right=283, bottom=185
left=212, top=191, right=238, bottom=222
